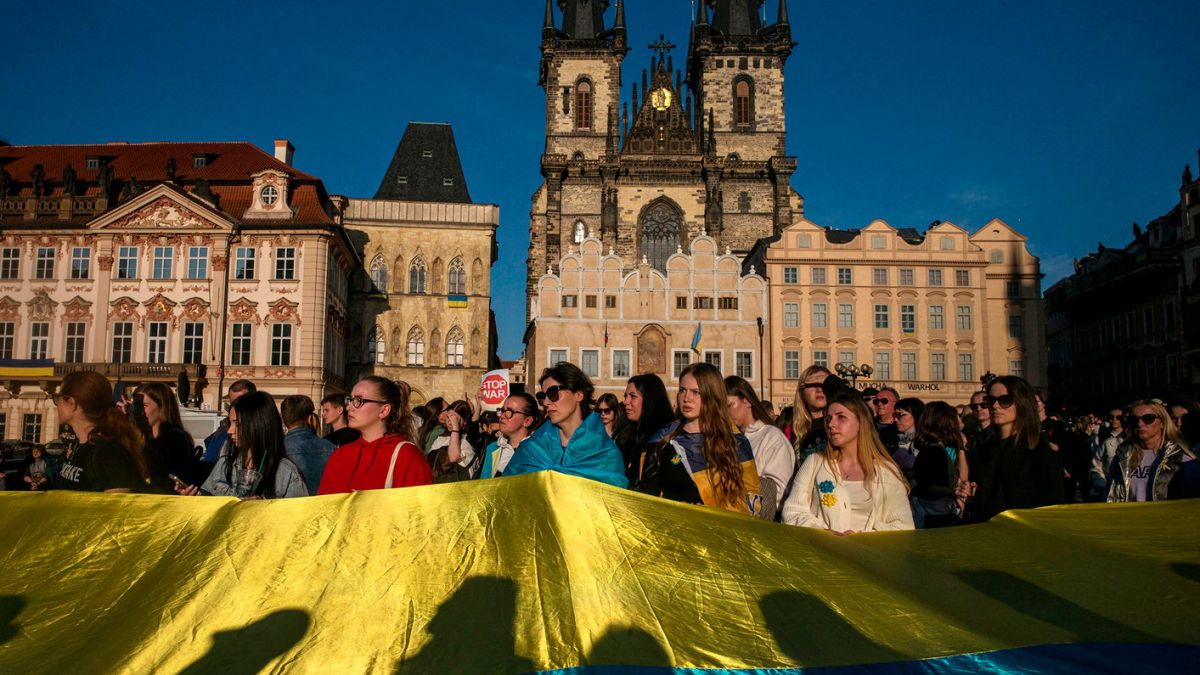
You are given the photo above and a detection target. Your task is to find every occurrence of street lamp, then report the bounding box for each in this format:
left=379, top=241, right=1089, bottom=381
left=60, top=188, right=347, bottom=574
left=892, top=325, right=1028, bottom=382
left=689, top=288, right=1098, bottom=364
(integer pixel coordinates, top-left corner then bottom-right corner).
left=980, top=370, right=997, bottom=389
left=834, top=362, right=874, bottom=388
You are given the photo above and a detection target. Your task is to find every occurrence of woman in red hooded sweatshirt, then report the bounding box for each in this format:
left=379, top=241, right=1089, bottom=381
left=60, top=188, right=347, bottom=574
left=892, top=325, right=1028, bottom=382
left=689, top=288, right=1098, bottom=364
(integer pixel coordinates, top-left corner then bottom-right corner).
left=317, top=376, right=432, bottom=494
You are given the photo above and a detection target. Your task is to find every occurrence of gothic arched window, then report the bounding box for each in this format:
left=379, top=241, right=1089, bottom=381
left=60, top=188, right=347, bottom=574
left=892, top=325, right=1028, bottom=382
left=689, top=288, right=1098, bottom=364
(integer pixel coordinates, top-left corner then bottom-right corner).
left=408, top=257, right=426, bottom=294
left=575, top=79, right=593, bottom=130
left=734, top=77, right=754, bottom=129
left=573, top=220, right=586, bottom=245
left=448, top=257, right=466, bottom=295
left=406, top=326, right=425, bottom=366
left=638, top=199, right=683, bottom=273
left=367, top=327, right=385, bottom=364
left=446, top=327, right=465, bottom=367
left=369, top=254, right=388, bottom=292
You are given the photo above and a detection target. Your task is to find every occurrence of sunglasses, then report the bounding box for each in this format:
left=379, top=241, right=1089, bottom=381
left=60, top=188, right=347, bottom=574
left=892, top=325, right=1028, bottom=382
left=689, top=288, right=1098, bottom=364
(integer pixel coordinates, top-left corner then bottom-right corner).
left=344, top=395, right=387, bottom=409
left=596, top=407, right=614, bottom=415
left=873, top=399, right=892, bottom=407
left=984, top=394, right=1015, bottom=409
left=1129, top=413, right=1159, bottom=426
left=542, top=384, right=571, bottom=402
left=498, top=407, right=529, bottom=419
left=969, top=403, right=988, bottom=411
left=800, top=383, right=824, bottom=391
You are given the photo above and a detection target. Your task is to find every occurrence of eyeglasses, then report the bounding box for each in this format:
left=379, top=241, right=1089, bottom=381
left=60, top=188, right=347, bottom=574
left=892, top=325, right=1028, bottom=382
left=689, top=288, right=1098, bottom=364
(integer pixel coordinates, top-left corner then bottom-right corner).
left=596, top=407, right=615, bottom=415
left=498, top=407, right=529, bottom=419
left=542, top=384, right=571, bottom=402
left=1130, top=413, right=1160, bottom=426
left=969, top=403, right=988, bottom=411
left=800, top=383, right=823, bottom=391
left=345, top=395, right=387, bottom=409
left=984, top=394, right=1015, bottom=409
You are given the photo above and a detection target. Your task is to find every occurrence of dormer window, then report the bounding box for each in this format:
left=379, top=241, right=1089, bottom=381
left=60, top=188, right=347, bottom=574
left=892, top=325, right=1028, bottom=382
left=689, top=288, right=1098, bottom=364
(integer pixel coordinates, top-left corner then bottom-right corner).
left=260, top=186, right=279, bottom=206
left=397, top=176, right=408, bottom=185
left=422, top=150, right=433, bottom=158
left=192, top=155, right=208, bottom=168
left=443, top=178, right=454, bottom=186
left=86, top=157, right=99, bottom=169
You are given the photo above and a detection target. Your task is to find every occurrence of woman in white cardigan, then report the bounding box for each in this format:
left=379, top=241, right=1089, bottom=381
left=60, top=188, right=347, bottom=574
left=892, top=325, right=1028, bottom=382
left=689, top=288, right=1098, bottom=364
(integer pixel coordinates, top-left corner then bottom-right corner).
left=782, top=391, right=914, bottom=533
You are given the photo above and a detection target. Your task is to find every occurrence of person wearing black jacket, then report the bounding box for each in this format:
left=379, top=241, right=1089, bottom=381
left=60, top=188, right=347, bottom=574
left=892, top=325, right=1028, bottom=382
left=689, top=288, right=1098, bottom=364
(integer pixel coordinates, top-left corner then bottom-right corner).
left=136, top=382, right=199, bottom=493
left=969, top=376, right=1065, bottom=522
left=618, top=374, right=675, bottom=486
left=910, top=402, right=971, bottom=528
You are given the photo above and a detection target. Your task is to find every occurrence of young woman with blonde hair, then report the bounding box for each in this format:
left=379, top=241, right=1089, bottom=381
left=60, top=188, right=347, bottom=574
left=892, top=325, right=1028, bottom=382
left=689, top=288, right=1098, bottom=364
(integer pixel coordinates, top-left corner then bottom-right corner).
left=638, top=363, right=768, bottom=518
left=789, top=365, right=831, bottom=462
left=1106, top=399, right=1198, bottom=502
left=782, top=391, right=914, bottom=533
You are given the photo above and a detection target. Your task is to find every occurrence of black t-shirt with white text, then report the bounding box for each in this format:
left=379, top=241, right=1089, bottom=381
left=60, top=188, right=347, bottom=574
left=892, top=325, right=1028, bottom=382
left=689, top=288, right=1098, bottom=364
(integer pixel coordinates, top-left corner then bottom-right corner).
left=57, top=438, right=144, bottom=492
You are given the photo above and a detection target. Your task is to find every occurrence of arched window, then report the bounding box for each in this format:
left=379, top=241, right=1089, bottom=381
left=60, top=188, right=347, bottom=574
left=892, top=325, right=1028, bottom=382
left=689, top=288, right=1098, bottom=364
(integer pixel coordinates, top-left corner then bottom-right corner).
left=446, top=327, right=465, bottom=367
left=367, top=327, right=385, bottom=364
left=408, top=257, right=426, bottom=293
left=406, top=326, right=425, bottom=366
left=575, top=79, right=593, bottom=130
left=573, top=221, right=586, bottom=244
left=734, top=77, right=754, bottom=129
left=638, top=199, right=683, bottom=273
left=448, top=257, right=466, bottom=295
left=369, top=254, right=388, bottom=292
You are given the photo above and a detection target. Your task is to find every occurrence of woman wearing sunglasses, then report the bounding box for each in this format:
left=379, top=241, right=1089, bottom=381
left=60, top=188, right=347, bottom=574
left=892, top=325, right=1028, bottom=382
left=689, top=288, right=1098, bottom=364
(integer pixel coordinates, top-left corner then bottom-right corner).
left=638, top=363, right=768, bottom=518
left=1105, top=400, right=1198, bottom=502
left=595, top=393, right=626, bottom=438
left=781, top=391, right=913, bottom=533
left=968, top=375, right=1065, bottom=522
left=503, top=362, right=628, bottom=487
left=316, top=376, right=432, bottom=494
left=479, top=393, right=542, bottom=479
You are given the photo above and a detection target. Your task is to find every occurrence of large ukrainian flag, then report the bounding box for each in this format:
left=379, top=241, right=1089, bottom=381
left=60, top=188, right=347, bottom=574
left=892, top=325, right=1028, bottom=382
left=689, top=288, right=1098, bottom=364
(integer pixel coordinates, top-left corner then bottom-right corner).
left=0, top=472, right=1196, bottom=673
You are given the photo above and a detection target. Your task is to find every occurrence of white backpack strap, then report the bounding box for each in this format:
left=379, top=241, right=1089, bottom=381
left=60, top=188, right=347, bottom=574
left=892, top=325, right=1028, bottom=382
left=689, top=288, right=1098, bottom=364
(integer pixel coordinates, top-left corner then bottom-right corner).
left=384, top=441, right=405, bottom=489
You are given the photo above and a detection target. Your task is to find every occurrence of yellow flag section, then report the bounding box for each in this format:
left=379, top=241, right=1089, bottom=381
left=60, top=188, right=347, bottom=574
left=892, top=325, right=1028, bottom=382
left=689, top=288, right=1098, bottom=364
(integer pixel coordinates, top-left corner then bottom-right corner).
left=0, top=472, right=1198, bottom=674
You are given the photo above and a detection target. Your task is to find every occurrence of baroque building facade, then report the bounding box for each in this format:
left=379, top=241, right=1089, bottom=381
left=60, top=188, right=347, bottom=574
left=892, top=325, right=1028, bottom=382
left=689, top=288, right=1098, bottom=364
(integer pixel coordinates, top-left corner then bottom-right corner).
left=0, top=141, right=356, bottom=442
left=343, top=123, right=499, bottom=404
left=760, top=218, right=1045, bottom=405
left=526, top=233, right=767, bottom=396
left=528, top=0, right=800, bottom=310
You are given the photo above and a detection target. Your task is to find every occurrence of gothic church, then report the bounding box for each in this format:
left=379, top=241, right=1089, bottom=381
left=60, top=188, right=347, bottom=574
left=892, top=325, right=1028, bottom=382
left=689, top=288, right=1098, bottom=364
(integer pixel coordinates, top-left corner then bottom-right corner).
left=528, top=0, right=801, bottom=306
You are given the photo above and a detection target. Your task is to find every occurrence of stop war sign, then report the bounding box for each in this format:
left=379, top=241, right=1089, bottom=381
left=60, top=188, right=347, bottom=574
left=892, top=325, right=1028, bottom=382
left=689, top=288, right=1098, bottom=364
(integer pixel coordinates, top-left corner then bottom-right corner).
left=479, top=369, right=510, bottom=411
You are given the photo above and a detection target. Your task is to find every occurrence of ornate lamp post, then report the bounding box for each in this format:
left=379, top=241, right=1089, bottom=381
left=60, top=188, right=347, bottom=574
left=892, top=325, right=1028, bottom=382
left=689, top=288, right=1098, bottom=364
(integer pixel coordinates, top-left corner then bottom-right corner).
left=834, top=362, right=874, bottom=388
left=980, top=370, right=997, bottom=389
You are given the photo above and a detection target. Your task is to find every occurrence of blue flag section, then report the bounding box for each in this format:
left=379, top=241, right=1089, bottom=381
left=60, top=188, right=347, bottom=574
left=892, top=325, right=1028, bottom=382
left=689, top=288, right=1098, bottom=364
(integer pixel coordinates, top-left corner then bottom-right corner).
left=0, top=473, right=1196, bottom=673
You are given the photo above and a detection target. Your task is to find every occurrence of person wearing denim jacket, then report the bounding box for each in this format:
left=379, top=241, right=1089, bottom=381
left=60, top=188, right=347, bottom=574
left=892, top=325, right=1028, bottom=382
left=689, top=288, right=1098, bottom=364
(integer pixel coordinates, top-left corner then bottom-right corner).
left=281, top=395, right=336, bottom=495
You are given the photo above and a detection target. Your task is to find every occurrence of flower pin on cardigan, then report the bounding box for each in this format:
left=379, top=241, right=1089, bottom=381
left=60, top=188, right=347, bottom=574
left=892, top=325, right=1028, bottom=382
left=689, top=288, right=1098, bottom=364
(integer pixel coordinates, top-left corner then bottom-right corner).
left=818, top=480, right=835, bottom=494
left=818, top=480, right=837, bottom=507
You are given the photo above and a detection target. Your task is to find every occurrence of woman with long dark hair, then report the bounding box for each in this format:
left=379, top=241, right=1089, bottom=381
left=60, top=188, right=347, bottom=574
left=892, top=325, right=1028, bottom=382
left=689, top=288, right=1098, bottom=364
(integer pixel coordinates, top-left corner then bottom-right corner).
left=596, top=393, right=625, bottom=438
left=725, top=375, right=795, bottom=517
left=53, top=371, right=149, bottom=493
left=317, top=376, right=432, bottom=494
left=176, top=391, right=305, bottom=499
left=638, top=363, right=767, bottom=517
left=910, top=401, right=972, bottom=528
left=782, top=391, right=913, bottom=533
left=618, top=373, right=674, bottom=484
left=137, top=382, right=198, bottom=493
left=479, top=393, right=542, bottom=479
left=968, top=376, right=1065, bottom=521
left=504, top=362, right=627, bottom=487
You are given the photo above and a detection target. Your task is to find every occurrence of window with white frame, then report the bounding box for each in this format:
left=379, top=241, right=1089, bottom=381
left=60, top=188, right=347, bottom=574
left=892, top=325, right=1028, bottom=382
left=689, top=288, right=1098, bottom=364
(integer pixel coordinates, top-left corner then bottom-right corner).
left=187, top=247, right=209, bottom=279
left=901, top=352, right=917, bottom=380
left=22, top=414, right=42, bottom=443
left=65, top=322, right=86, bottom=363
left=231, top=323, right=252, bottom=366
left=872, top=268, right=887, bottom=285
left=235, top=247, right=256, bottom=280
left=147, top=322, right=168, bottom=363
left=183, top=323, right=204, bottom=364
left=812, top=303, right=827, bottom=328
left=672, top=351, right=690, bottom=378
left=837, top=304, right=854, bottom=328
left=612, top=350, right=631, bottom=378
left=448, top=258, right=467, bottom=295
left=957, top=353, right=974, bottom=382
left=812, top=350, right=829, bottom=368
left=0, top=248, right=19, bottom=279
left=899, top=268, right=914, bottom=286
left=838, top=351, right=856, bottom=367
left=874, top=304, right=889, bottom=329
left=580, top=349, right=599, bottom=378
left=71, top=247, right=91, bottom=279
left=990, top=249, right=1003, bottom=263
left=1008, top=314, right=1023, bottom=338
left=928, top=269, right=943, bottom=286
left=112, top=322, right=133, bottom=363
left=735, top=351, right=753, bottom=379
left=0, top=322, right=13, bottom=359
left=30, top=322, right=49, bottom=360
left=784, top=350, right=800, bottom=379
left=956, top=305, right=973, bottom=330
left=446, top=328, right=465, bottom=366
left=811, top=267, right=827, bottom=284
left=783, top=267, right=798, bottom=284
left=874, top=352, right=892, bottom=379
left=901, top=304, right=916, bottom=333
left=1010, top=359, right=1025, bottom=377
left=117, top=246, right=138, bottom=279
left=836, top=267, right=852, bottom=285
left=704, top=350, right=722, bottom=372
left=931, top=353, right=946, bottom=381
left=272, top=324, right=293, bottom=366
left=549, top=348, right=567, bottom=365
left=275, top=247, right=296, bottom=280
left=35, top=247, right=55, bottom=279
left=152, top=246, right=174, bottom=279
left=784, top=302, right=799, bottom=328
left=955, top=269, right=969, bottom=286
left=929, top=305, right=945, bottom=329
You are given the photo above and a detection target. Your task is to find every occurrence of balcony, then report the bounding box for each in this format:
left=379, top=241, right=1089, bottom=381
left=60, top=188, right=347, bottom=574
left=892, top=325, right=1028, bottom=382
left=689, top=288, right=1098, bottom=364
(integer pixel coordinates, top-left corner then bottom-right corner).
left=52, top=362, right=202, bottom=380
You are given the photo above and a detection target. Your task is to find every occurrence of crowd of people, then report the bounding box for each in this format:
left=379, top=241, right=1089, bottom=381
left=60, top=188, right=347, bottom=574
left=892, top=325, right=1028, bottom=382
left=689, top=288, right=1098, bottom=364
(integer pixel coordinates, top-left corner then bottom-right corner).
left=16, top=362, right=1200, bottom=533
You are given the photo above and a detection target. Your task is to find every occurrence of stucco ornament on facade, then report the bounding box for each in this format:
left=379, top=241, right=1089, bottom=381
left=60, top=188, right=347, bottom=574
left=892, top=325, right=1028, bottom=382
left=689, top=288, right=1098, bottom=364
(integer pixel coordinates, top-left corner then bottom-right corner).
left=27, top=291, right=56, bottom=321
left=268, top=298, right=301, bottom=325
left=107, top=196, right=219, bottom=230
left=61, top=297, right=92, bottom=324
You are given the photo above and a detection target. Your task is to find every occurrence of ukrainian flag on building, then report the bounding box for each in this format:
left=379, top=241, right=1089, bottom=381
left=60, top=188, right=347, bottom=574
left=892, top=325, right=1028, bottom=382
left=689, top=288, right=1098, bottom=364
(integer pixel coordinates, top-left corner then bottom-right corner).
left=448, top=294, right=468, bottom=308
left=0, top=359, right=54, bottom=378
left=690, top=322, right=702, bottom=354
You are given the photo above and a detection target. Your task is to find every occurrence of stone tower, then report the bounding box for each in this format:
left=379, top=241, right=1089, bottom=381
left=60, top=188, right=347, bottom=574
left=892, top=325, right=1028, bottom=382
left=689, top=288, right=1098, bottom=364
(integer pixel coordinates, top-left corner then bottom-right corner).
left=527, top=0, right=800, bottom=308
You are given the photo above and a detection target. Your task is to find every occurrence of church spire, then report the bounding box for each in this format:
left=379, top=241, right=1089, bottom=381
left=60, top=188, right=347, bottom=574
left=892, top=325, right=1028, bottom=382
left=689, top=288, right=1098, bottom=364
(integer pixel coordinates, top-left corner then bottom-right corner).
left=696, top=0, right=709, bottom=26
left=615, top=0, right=626, bottom=30
left=777, top=0, right=789, bottom=25
left=712, top=0, right=763, bottom=36
left=560, top=0, right=608, bottom=39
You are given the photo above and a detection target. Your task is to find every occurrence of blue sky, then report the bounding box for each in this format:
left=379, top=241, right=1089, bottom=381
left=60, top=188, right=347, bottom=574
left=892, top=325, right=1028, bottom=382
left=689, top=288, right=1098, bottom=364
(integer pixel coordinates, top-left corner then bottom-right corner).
left=3, top=1, right=1197, bottom=358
